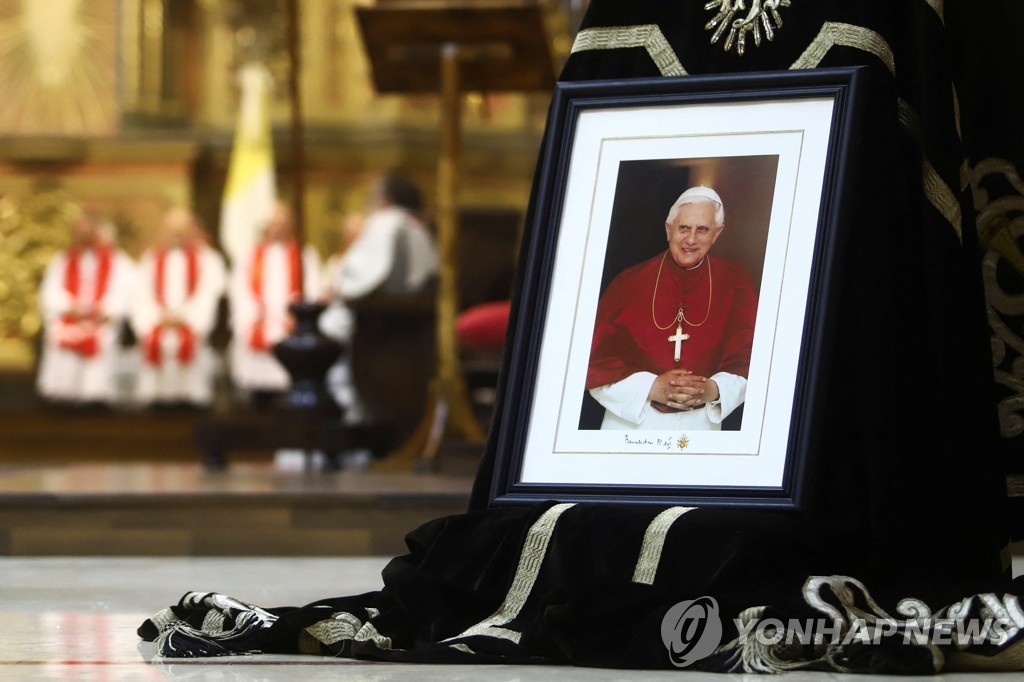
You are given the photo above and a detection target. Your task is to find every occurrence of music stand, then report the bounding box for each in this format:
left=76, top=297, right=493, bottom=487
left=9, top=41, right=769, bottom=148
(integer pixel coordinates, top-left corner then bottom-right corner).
left=357, top=1, right=555, bottom=469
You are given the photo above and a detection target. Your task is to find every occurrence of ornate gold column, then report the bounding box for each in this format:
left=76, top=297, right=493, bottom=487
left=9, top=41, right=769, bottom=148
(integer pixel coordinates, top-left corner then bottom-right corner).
left=119, top=0, right=198, bottom=120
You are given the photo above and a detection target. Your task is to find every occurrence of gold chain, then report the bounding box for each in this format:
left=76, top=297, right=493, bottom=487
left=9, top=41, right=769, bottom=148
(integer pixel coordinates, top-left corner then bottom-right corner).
left=651, top=250, right=713, bottom=330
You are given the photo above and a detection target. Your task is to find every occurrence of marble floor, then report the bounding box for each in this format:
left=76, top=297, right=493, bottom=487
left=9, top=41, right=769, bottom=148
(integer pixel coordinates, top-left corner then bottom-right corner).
left=1, top=556, right=1021, bottom=681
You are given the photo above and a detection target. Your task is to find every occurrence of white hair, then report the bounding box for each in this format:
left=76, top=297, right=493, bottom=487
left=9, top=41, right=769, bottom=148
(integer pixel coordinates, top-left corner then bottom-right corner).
left=665, top=185, right=725, bottom=227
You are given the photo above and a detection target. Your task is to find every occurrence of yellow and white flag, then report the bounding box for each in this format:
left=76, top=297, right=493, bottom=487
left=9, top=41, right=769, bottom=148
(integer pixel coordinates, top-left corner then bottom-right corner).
left=221, top=62, right=276, bottom=263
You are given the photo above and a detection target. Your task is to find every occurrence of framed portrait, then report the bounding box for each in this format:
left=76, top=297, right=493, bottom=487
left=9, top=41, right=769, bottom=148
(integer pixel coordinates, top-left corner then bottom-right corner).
left=490, top=67, right=866, bottom=509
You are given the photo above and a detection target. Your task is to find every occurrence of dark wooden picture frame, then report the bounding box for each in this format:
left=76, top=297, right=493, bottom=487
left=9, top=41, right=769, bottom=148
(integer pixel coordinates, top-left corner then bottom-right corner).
left=490, top=67, right=866, bottom=509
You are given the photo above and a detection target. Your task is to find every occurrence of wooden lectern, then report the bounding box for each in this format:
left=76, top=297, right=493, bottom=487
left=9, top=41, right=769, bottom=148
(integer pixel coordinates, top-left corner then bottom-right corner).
left=357, top=2, right=555, bottom=469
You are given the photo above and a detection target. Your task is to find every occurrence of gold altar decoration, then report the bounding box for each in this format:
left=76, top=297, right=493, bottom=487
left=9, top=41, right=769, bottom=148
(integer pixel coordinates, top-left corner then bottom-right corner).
left=221, top=0, right=291, bottom=90
left=0, top=183, right=80, bottom=368
left=0, top=0, right=119, bottom=135
left=119, top=0, right=201, bottom=120
left=0, top=0, right=576, bottom=372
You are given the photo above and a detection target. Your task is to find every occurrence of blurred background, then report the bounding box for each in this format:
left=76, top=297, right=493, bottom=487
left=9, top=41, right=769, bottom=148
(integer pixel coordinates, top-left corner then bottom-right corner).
left=0, top=0, right=590, bottom=557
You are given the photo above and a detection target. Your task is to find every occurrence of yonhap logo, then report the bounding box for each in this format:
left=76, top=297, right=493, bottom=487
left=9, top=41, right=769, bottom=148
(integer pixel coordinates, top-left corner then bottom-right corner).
left=660, top=596, right=723, bottom=668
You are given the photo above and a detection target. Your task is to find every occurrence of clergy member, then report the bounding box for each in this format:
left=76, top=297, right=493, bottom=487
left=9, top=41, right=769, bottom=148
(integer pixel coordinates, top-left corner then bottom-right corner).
left=37, top=211, right=136, bottom=405
left=318, top=212, right=362, bottom=343
left=321, top=172, right=438, bottom=418
left=586, top=186, right=757, bottom=430
left=332, top=171, right=438, bottom=302
left=229, top=200, right=320, bottom=398
left=132, top=208, right=227, bottom=407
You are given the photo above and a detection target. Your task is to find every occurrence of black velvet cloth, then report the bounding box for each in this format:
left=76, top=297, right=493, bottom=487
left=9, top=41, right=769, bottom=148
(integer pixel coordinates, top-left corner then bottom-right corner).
left=948, top=1, right=1024, bottom=538
left=140, top=0, right=1022, bottom=672
left=139, top=505, right=1024, bottom=672
left=470, top=0, right=1011, bottom=582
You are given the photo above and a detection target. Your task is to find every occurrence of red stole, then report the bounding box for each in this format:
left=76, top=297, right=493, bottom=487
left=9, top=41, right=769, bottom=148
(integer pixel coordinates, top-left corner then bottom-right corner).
left=249, top=239, right=302, bottom=351
left=144, top=248, right=199, bottom=366
left=58, top=246, right=113, bottom=357
left=586, top=253, right=757, bottom=391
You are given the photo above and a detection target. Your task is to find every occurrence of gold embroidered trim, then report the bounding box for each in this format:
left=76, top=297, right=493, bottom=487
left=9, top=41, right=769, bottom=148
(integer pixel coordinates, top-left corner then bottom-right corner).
left=897, top=97, right=924, bottom=144
left=200, top=610, right=227, bottom=634
left=976, top=159, right=1024, bottom=441
left=896, top=97, right=964, bottom=242
left=704, top=0, right=792, bottom=57
left=571, top=25, right=687, bottom=77
left=354, top=621, right=393, bottom=650
left=973, top=158, right=1024, bottom=275
left=924, top=0, right=945, bottom=23
left=150, top=608, right=178, bottom=630
left=305, top=611, right=363, bottom=647
left=789, top=22, right=895, bottom=76
left=1009, top=474, right=1024, bottom=498
left=922, top=157, right=963, bottom=241
left=442, top=502, right=576, bottom=645
left=631, top=506, right=694, bottom=585
left=960, top=159, right=972, bottom=192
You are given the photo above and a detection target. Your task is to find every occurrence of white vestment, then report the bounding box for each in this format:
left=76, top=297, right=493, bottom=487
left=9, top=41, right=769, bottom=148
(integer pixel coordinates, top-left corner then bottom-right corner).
left=229, top=241, right=321, bottom=392
left=321, top=206, right=438, bottom=416
left=334, top=205, right=438, bottom=301
left=317, top=254, right=358, bottom=416
left=132, top=245, right=227, bottom=405
left=37, top=247, right=136, bottom=403
left=591, top=370, right=747, bottom=430
left=318, top=253, right=355, bottom=342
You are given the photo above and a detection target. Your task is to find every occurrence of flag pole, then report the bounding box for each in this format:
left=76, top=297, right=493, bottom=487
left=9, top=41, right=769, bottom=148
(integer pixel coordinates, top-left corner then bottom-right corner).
left=269, top=0, right=342, bottom=425
left=285, top=0, right=306, bottom=256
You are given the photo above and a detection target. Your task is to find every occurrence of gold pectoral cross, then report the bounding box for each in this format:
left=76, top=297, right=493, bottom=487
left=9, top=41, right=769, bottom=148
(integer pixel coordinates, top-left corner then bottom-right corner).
left=668, top=324, right=690, bottom=363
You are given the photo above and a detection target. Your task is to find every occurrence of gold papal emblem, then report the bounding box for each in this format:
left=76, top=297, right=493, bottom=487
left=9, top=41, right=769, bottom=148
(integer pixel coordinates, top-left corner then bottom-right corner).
left=704, top=0, right=792, bottom=56
left=677, top=434, right=690, bottom=450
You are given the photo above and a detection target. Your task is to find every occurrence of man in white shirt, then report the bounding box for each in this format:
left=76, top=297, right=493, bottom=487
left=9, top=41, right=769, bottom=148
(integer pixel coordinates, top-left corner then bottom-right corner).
left=333, top=172, right=439, bottom=303
left=321, top=173, right=439, bottom=418
left=37, top=212, right=136, bottom=405
left=132, top=208, right=227, bottom=407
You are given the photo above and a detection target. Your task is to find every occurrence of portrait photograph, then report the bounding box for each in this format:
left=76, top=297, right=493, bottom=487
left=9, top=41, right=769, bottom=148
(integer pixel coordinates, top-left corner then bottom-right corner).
left=578, top=155, right=778, bottom=434
left=489, top=70, right=865, bottom=507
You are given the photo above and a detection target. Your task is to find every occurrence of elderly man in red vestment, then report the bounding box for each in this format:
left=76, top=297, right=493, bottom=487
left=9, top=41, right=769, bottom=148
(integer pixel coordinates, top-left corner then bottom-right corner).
left=229, top=201, right=321, bottom=398
left=132, top=208, right=227, bottom=407
left=586, top=186, right=757, bottom=430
